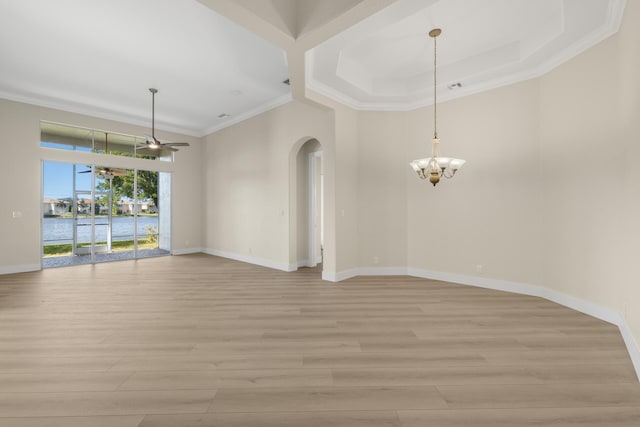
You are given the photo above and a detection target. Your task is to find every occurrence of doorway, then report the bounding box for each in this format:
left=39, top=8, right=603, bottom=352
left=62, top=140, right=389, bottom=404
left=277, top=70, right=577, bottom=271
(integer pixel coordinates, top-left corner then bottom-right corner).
left=295, top=139, right=323, bottom=268
left=308, top=151, right=323, bottom=267
left=73, top=189, right=112, bottom=257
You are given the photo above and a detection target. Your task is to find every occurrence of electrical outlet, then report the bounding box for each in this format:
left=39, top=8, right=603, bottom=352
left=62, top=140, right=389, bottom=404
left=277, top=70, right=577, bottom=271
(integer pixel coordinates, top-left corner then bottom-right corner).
left=373, top=256, right=379, bottom=265
left=476, top=264, right=483, bottom=273
left=12, top=211, right=22, bottom=219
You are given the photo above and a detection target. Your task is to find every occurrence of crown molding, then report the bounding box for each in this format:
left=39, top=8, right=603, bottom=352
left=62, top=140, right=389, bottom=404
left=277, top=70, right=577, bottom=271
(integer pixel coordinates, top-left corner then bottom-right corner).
left=0, top=89, right=204, bottom=138
left=0, top=88, right=293, bottom=139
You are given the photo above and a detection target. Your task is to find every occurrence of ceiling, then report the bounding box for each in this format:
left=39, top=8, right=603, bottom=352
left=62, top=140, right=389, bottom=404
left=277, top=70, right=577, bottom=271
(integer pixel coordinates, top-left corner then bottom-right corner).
left=0, top=0, right=291, bottom=136
left=307, top=0, right=626, bottom=109
left=0, top=0, right=626, bottom=136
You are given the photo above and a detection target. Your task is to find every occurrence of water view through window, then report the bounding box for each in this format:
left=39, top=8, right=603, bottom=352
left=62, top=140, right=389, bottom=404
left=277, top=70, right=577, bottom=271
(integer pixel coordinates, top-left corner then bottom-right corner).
left=42, top=161, right=170, bottom=268
left=43, top=216, right=159, bottom=245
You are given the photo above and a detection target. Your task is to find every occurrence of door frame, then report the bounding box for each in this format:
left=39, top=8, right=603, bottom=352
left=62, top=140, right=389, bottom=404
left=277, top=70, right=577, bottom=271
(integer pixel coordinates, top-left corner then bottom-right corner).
left=308, top=151, right=323, bottom=267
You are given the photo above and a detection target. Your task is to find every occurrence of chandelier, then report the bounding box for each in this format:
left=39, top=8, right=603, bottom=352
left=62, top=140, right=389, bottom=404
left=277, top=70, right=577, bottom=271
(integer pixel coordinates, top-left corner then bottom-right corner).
left=409, top=28, right=465, bottom=186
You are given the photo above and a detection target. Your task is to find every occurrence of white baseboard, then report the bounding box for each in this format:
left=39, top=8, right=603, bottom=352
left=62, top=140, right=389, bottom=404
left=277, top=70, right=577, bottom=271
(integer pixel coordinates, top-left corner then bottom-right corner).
left=296, top=257, right=323, bottom=269
left=323, top=267, right=408, bottom=282
left=0, top=264, right=41, bottom=275
left=619, top=324, right=640, bottom=382
left=358, top=267, right=409, bottom=276
left=410, top=267, right=640, bottom=381
left=322, top=268, right=358, bottom=282
left=328, top=265, right=640, bottom=382
left=204, top=248, right=296, bottom=272
left=171, top=247, right=204, bottom=256
left=407, top=267, right=622, bottom=324
left=297, top=259, right=318, bottom=268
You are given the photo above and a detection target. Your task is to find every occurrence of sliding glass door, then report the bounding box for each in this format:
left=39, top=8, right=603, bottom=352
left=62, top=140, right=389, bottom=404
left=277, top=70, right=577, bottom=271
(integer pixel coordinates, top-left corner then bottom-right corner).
left=42, top=161, right=170, bottom=268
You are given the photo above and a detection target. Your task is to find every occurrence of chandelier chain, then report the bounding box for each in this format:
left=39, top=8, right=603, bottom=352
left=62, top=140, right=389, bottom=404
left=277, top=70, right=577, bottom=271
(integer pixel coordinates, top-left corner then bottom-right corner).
left=433, top=33, right=437, bottom=139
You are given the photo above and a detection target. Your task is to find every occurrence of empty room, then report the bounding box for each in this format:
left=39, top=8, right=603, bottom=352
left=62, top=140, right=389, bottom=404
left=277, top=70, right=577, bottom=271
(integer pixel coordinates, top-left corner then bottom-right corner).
left=1, top=0, right=639, bottom=425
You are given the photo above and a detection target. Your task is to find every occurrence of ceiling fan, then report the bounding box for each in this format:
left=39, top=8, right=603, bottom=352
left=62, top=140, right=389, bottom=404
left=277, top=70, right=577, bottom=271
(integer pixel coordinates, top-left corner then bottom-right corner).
left=78, top=133, right=129, bottom=179
left=139, top=88, right=190, bottom=152
left=78, top=166, right=128, bottom=179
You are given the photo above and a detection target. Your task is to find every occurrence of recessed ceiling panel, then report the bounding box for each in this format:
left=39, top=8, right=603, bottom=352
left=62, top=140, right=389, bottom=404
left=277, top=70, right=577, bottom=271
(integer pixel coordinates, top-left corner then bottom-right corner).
left=307, top=0, right=626, bottom=110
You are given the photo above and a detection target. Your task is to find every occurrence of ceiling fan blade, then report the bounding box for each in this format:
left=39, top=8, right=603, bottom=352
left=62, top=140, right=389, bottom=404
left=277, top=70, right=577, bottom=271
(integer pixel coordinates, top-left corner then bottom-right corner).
left=162, top=142, right=190, bottom=147
left=78, top=167, right=129, bottom=178
left=110, top=168, right=129, bottom=176
left=136, top=147, right=161, bottom=155
left=138, top=146, right=178, bottom=155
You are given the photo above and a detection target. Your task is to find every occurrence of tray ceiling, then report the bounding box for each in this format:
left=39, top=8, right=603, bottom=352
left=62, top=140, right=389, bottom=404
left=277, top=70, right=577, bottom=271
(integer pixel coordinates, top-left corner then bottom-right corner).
left=307, top=0, right=626, bottom=110
left=0, top=0, right=627, bottom=135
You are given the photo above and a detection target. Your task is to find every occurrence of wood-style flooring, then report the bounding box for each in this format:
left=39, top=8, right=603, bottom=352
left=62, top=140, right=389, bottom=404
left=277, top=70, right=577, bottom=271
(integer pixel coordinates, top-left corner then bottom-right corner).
left=0, top=253, right=638, bottom=426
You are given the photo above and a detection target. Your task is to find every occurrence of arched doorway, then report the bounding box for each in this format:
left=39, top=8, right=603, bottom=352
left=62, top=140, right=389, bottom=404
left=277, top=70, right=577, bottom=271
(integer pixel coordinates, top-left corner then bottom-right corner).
left=293, top=139, right=323, bottom=269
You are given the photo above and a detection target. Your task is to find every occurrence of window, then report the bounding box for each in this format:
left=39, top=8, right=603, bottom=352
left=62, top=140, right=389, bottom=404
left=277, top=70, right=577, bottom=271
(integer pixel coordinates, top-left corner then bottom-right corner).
left=40, top=121, right=174, bottom=268
left=42, top=161, right=171, bottom=267
left=40, top=121, right=171, bottom=162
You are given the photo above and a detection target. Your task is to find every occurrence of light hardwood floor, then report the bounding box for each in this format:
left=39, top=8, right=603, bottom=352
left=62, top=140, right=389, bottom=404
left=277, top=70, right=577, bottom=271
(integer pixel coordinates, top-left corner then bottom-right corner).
left=0, top=253, right=638, bottom=426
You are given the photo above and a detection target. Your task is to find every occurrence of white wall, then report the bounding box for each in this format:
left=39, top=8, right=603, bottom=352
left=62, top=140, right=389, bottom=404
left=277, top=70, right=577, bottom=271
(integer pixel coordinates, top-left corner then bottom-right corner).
left=617, top=0, right=640, bottom=345
left=353, top=79, right=542, bottom=284
left=357, top=111, right=408, bottom=269
left=539, top=0, right=640, bottom=349
left=0, top=100, right=42, bottom=272
left=331, top=102, right=360, bottom=274
left=405, top=79, right=543, bottom=284
left=0, top=98, right=203, bottom=273
left=201, top=94, right=364, bottom=277
left=202, top=99, right=335, bottom=272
